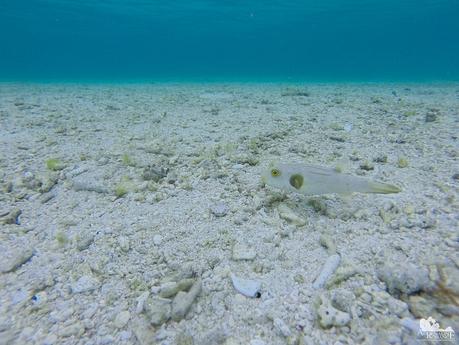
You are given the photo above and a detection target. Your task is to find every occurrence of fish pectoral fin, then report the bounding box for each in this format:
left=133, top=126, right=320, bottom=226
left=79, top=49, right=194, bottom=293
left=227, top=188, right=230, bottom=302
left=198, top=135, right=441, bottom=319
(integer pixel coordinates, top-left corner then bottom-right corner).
left=289, top=174, right=304, bottom=189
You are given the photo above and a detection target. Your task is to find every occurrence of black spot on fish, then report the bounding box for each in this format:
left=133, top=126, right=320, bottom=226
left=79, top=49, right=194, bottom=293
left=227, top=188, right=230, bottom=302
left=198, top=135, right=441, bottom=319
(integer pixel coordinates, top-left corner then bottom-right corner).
left=289, top=174, right=304, bottom=189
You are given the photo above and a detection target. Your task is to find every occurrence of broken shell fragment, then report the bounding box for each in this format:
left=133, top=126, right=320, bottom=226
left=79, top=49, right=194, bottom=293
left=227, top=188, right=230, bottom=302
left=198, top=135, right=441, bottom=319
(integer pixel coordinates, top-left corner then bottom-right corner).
left=231, top=274, right=261, bottom=298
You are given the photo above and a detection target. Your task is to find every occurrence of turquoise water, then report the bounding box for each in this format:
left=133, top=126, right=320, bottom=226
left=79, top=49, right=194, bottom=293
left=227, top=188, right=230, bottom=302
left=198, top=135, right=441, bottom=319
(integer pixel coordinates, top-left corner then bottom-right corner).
left=1, top=0, right=458, bottom=82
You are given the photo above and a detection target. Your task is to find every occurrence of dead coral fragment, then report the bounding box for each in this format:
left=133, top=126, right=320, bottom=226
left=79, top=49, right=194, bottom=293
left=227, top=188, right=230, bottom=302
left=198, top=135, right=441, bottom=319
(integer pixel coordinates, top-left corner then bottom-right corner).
left=315, top=294, right=351, bottom=328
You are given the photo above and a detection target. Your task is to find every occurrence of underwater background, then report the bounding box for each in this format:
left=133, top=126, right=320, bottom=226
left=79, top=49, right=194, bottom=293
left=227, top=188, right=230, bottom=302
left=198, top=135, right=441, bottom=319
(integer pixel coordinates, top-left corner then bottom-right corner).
left=1, top=0, right=459, bottom=82
left=2, top=2, right=459, bottom=345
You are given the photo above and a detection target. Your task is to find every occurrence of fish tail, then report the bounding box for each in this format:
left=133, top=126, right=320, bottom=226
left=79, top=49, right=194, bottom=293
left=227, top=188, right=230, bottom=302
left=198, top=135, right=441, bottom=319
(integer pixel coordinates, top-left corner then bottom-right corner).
left=366, top=181, right=401, bottom=194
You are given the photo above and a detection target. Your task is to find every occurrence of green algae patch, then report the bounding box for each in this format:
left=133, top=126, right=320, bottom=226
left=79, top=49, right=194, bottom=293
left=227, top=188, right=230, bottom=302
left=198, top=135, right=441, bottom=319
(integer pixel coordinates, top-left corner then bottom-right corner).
left=46, top=158, right=66, bottom=171
left=403, top=110, right=417, bottom=117
left=397, top=157, right=409, bottom=168
left=114, top=184, right=128, bottom=198
left=307, top=198, right=329, bottom=215
left=122, top=153, right=136, bottom=167
left=114, top=177, right=139, bottom=198
left=55, top=230, right=68, bottom=246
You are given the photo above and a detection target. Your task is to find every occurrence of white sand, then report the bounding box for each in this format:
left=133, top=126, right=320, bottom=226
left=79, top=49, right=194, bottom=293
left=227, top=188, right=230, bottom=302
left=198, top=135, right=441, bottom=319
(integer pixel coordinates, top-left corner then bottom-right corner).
left=0, top=83, right=458, bottom=345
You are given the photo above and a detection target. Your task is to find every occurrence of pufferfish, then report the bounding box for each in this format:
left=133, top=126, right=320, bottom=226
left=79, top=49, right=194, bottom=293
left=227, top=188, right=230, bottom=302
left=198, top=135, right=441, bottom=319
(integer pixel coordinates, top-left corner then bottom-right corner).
left=262, top=162, right=401, bottom=195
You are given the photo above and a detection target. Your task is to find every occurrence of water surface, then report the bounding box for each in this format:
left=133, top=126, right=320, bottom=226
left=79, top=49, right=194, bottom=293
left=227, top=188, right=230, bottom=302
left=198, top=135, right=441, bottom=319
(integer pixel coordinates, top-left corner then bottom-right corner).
left=1, top=0, right=458, bottom=81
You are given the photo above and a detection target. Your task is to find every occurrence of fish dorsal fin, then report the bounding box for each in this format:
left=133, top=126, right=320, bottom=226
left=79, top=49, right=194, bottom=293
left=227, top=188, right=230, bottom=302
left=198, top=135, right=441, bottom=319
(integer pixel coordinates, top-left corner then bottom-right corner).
left=301, top=164, right=336, bottom=176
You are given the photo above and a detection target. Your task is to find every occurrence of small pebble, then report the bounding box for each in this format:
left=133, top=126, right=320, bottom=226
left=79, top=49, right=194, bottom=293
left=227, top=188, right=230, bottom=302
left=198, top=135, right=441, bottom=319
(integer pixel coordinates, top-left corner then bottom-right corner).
left=166, top=172, right=177, bottom=184
left=0, top=247, right=34, bottom=273
left=135, top=291, right=149, bottom=314
left=425, top=112, right=437, bottom=122
left=73, top=179, right=109, bottom=193
left=144, top=297, right=171, bottom=326
left=159, top=279, right=194, bottom=298
left=210, top=203, right=228, bottom=217
left=153, top=234, right=162, bottom=246
left=49, top=307, right=75, bottom=323
left=42, top=334, right=58, bottom=345
left=326, top=266, right=358, bottom=288
left=99, top=335, right=115, bottom=345
left=66, top=166, right=89, bottom=178
left=232, top=243, right=256, bottom=261
left=250, top=340, right=267, bottom=345
left=132, top=316, right=156, bottom=345
left=400, top=318, right=419, bottom=334
left=142, top=166, right=166, bottom=182
left=359, top=161, right=374, bottom=171
left=76, top=232, right=94, bottom=251
left=114, top=310, right=130, bottom=329
left=12, top=289, right=28, bottom=305
left=374, top=155, right=388, bottom=163
left=273, top=317, right=292, bottom=337
left=176, top=332, right=194, bottom=345
left=155, top=328, right=169, bottom=341
left=39, top=192, right=55, bottom=204
left=71, top=275, right=99, bottom=294
left=120, top=331, right=132, bottom=341
left=319, top=234, right=337, bottom=254
left=343, top=123, right=353, bottom=132
left=278, top=204, right=306, bottom=226
left=1, top=208, right=22, bottom=225
left=58, top=322, right=84, bottom=337
left=294, top=274, right=305, bottom=284
left=377, top=262, right=432, bottom=296
left=118, top=236, right=130, bottom=252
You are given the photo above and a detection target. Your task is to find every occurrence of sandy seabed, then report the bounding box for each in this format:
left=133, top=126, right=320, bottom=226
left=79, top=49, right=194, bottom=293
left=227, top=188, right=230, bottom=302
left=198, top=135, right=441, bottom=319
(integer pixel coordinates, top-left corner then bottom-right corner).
left=0, top=83, right=458, bottom=345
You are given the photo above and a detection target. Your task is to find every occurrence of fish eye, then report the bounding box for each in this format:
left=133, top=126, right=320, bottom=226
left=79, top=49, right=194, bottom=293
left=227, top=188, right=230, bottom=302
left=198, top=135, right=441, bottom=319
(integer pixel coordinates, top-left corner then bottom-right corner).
left=271, top=169, right=281, bottom=177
